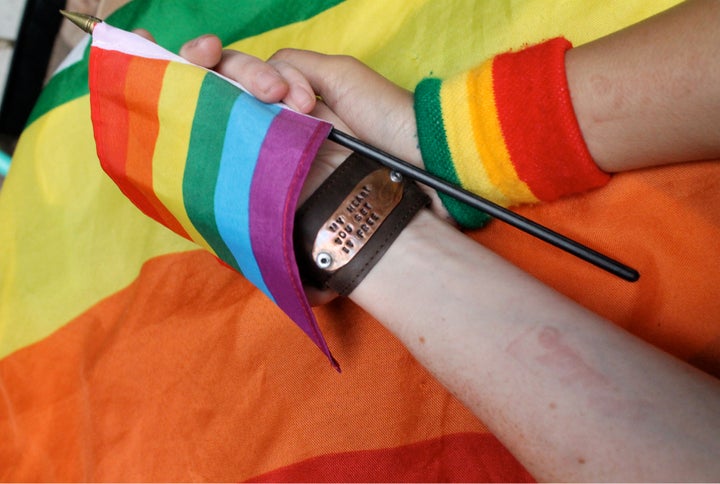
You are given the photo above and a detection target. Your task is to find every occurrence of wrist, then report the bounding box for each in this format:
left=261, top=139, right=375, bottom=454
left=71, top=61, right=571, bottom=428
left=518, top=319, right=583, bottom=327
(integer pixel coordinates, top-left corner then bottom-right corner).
left=348, top=208, right=465, bottom=313
left=414, top=38, right=611, bottom=228
left=294, top=152, right=430, bottom=296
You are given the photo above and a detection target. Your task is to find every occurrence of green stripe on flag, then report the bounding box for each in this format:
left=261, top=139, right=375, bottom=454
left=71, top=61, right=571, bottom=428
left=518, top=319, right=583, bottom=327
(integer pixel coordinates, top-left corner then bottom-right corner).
left=183, top=73, right=240, bottom=271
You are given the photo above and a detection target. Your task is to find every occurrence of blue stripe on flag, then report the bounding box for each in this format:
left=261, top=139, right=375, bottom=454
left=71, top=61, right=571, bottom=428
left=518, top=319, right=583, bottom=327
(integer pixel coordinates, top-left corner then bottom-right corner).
left=214, top=93, right=281, bottom=301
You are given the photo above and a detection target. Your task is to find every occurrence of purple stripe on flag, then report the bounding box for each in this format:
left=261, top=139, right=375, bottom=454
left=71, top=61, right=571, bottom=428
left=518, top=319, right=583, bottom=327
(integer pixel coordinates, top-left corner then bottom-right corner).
left=248, top=108, right=335, bottom=366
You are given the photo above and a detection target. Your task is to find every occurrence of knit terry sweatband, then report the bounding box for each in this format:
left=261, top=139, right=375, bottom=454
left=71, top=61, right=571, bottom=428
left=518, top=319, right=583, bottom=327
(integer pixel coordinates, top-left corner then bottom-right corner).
left=414, top=37, right=611, bottom=229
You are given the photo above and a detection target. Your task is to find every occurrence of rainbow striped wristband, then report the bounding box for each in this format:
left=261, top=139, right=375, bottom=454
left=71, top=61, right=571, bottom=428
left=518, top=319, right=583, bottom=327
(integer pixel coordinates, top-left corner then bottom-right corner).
left=414, top=37, right=611, bottom=228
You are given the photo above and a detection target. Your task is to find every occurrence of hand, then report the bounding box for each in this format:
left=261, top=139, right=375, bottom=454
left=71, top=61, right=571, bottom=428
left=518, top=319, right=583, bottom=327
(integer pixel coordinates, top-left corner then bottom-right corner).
left=133, top=31, right=349, bottom=304
left=176, top=37, right=448, bottom=218
left=178, top=36, right=418, bottom=156
left=267, top=48, right=449, bottom=218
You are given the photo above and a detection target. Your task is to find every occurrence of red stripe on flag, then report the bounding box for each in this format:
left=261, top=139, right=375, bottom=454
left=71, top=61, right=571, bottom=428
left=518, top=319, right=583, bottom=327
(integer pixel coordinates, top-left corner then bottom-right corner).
left=89, top=48, right=131, bottom=183
left=88, top=48, right=163, bottom=226
left=247, top=432, right=534, bottom=482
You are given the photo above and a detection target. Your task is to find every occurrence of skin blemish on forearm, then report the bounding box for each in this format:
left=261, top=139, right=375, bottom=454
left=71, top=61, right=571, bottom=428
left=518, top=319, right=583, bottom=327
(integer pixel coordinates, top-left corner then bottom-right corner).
left=507, top=326, right=652, bottom=420
left=535, top=326, right=610, bottom=389
left=508, top=326, right=610, bottom=390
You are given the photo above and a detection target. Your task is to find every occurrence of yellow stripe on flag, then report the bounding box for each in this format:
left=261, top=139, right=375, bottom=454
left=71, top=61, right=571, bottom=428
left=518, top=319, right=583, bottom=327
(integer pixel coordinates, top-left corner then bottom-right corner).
left=152, top=62, right=214, bottom=253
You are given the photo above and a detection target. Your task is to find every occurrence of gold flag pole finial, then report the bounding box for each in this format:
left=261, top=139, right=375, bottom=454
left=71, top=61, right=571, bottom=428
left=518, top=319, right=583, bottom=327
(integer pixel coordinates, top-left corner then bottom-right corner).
left=59, top=10, right=102, bottom=34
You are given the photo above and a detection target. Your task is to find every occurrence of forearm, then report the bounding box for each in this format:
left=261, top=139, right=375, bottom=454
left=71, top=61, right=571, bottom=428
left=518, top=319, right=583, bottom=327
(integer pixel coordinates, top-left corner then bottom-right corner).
left=350, top=210, right=720, bottom=481
left=567, top=0, right=720, bottom=172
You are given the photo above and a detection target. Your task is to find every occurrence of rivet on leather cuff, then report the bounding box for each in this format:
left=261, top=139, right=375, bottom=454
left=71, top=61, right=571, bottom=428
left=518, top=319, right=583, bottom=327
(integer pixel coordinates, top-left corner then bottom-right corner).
left=294, top=152, right=430, bottom=296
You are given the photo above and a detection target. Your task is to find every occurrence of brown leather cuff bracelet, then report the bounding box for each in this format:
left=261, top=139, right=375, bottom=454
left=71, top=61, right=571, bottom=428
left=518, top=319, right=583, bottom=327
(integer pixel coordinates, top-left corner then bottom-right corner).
left=294, top=152, right=430, bottom=296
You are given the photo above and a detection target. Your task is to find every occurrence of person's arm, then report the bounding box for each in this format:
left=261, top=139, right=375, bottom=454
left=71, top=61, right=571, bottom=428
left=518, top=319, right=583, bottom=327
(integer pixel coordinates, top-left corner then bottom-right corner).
left=565, top=0, right=720, bottom=172
left=351, top=207, right=720, bottom=482
left=263, top=0, right=720, bottom=175
left=200, top=0, right=720, bottom=229
left=174, top=0, right=720, bottom=180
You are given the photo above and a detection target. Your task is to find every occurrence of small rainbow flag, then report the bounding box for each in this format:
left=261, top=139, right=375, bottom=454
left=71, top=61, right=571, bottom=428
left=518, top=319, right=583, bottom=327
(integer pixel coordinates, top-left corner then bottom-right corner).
left=88, top=23, right=336, bottom=366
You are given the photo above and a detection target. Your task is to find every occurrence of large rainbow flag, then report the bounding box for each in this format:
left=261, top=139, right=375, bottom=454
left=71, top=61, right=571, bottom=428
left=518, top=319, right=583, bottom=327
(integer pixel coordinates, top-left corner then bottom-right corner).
left=1, top=0, right=718, bottom=480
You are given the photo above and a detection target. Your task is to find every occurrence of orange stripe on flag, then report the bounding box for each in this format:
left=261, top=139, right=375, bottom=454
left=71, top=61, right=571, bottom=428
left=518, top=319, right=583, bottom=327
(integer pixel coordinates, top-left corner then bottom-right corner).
left=124, top=56, right=189, bottom=238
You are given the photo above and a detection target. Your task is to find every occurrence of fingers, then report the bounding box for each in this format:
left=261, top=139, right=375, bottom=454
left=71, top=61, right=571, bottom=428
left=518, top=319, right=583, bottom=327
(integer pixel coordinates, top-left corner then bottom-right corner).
left=140, top=33, right=317, bottom=111
left=218, top=52, right=315, bottom=111
left=136, top=30, right=220, bottom=68
left=270, top=50, right=369, bottom=112
left=269, top=49, right=422, bottom=165
left=265, top=59, right=317, bottom=112
left=215, top=50, right=288, bottom=102
left=178, top=34, right=223, bottom=68
left=178, top=36, right=288, bottom=103
left=177, top=37, right=316, bottom=111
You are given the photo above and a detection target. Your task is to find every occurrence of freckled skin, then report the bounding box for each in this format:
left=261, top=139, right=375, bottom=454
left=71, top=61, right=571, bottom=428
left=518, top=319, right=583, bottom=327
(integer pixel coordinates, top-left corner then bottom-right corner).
left=589, top=74, right=628, bottom=117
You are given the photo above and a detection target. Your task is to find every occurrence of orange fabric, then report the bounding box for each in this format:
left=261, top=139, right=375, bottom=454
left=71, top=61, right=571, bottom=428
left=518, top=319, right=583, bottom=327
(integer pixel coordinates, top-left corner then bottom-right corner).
left=123, top=55, right=188, bottom=236
left=0, top=250, right=509, bottom=481
left=472, top=159, right=720, bottom=376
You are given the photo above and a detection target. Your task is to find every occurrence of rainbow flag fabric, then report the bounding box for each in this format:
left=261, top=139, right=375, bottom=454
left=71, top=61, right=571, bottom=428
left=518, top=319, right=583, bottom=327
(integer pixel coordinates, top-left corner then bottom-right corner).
left=89, top=23, right=336, bottom=366
left=2, top=0, right=717, bottom=481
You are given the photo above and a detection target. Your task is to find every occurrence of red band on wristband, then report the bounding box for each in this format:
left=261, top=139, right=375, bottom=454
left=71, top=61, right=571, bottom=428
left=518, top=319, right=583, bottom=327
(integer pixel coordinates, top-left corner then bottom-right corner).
left=492, top=38, right=610, bottom=201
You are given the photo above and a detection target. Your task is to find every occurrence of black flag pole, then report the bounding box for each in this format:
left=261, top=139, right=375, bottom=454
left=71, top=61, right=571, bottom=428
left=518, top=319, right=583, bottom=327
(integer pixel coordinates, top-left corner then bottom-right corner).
left=329, top=128, right=640, bottom=283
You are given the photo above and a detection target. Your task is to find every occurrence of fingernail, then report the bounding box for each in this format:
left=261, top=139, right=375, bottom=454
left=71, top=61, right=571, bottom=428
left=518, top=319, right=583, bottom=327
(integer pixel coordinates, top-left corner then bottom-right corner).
left=186, top=37, right=201, bottom=48
left=257, top=70, right=283, bottom=94
left=297, top=89, right=315, bottom=112
left=185, top=34, right=211, bottom=51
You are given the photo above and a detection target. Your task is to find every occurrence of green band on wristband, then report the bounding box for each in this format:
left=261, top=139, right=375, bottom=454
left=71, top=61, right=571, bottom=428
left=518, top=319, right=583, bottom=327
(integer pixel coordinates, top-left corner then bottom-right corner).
left=414, top=77, right=491, bottom=228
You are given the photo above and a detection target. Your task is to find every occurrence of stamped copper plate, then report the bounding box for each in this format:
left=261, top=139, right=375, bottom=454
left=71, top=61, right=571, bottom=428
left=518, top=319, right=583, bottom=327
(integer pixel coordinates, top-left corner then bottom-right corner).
left=311, top=169, right=403, bottom=272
